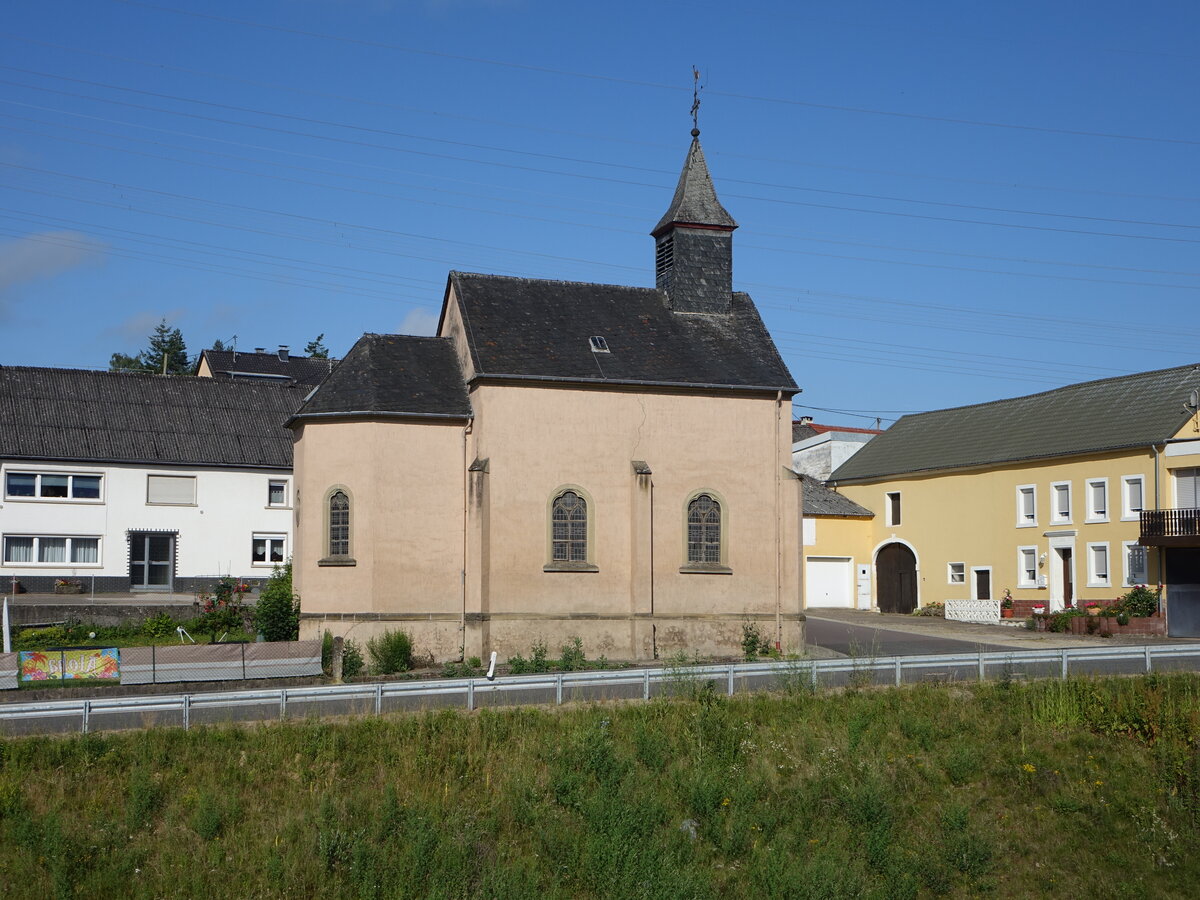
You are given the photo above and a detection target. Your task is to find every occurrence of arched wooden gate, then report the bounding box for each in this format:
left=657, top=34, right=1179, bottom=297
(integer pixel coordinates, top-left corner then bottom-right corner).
left=876, top=543, right=917, bottom=614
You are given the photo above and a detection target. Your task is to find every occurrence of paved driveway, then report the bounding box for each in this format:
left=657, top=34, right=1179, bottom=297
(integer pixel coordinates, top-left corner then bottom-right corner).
left=805, top=613, right=1013, bottom=656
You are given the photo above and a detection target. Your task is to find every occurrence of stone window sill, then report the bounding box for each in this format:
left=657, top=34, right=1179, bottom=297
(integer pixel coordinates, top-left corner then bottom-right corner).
left=543, top=562, right=599, bottom=573
left=318, top=556, right=357, bottom=567
left=679, top=564, right=733, bottom=575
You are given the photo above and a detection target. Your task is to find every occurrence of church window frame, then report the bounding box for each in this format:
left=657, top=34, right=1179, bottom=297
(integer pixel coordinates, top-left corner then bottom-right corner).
left=680, top=489, right=732, bottom=574
left=318, top=485, right=356, bottom=567
left=544, top=485, right=598, bottom=573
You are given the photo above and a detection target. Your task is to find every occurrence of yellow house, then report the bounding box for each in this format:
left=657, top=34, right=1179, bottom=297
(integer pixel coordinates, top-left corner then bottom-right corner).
left=820, top=365, right=1200, bottom=637
left=287, top=130, right=804, bottom=661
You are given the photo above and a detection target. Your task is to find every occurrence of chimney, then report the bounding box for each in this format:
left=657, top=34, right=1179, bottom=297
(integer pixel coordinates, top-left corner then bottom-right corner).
left=798, top=416, right=813, bottom=426
left=254, top=347, right=266, bottom=354
left=277, top=345, right=289, bottom=361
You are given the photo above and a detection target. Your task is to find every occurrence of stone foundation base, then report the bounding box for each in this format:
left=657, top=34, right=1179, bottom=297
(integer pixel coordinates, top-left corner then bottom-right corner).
left=301, top=613, right=806, bottom=664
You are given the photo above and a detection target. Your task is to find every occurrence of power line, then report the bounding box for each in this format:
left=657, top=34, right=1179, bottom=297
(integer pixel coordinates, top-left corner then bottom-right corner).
left=100, top=0, right=1200, bottom=147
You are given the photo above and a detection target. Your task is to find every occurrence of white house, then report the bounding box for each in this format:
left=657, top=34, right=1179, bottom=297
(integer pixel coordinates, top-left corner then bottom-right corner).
left=0, top=367, right=304, bottom=594
left=792, top=418, right=882, bottom=482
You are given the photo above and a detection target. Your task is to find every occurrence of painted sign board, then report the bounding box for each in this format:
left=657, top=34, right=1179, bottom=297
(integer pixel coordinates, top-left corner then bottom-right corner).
left=19, top=648, right=120, bottom=682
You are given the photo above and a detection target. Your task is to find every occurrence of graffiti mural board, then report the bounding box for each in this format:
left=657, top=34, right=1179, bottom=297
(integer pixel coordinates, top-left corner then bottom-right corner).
left=19, top=649, right=120, bottom=682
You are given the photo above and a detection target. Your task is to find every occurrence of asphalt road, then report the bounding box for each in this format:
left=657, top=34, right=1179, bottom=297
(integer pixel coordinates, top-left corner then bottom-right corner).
left=804, top=614, right=1014, bottom=657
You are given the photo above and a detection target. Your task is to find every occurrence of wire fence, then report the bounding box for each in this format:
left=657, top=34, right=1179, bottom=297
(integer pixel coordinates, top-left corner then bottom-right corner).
left=0, top=639, right=321, bottom=691
left=1, top=642, right=1199, bottom=736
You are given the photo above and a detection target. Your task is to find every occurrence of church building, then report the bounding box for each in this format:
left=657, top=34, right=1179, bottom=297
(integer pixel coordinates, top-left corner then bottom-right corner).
left=288, top=130, right=804, bottom=661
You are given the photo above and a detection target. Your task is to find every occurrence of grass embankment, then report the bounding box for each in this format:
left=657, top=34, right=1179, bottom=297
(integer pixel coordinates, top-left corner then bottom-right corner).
left=1, top=675, right=1198, bottom=898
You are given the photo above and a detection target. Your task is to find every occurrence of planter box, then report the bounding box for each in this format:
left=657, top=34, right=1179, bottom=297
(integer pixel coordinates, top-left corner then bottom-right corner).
left=1067, top=613, right=1165, bottom=636
left=54, top=584, right=83, bottom=595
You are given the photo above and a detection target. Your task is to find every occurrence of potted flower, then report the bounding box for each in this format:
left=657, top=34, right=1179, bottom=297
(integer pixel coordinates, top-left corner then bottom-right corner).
left=1001, top=589, right=1015, bottom=618
left=1031, top=602, right=1046, bottom=615
left=1085, top=601, right=1102, bottom=617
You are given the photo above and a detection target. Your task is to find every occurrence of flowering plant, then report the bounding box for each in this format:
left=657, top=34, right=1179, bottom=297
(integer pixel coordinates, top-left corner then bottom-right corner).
left=1001, top=589, right=1014, bottom=609
left=54, top=578, right=81, bottom=588
left=1085, top=602, right=1100, bottom=609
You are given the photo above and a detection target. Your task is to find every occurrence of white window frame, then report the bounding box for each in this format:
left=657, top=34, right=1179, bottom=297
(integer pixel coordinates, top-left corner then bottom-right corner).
left=267, top=479, right=290, bottom=508
left=146, top=474, right=197, bottom=506
left=971, top=566, right=993, bottom=601
left=1085, top=478, right=1109, bottom=524
left=1122, top=540, right=1148, bottom=587
left=1086, top=541, right=1110, bottom=588
left=1, top=534, right=103, bottom=566
left=3, top=470, right=104, bottom=503
left=885, top=491, right=902, bottom=527
left=1051, top=481, right=1073, bottom=524
left=1015, top=485, right=1037, bottom=527
left=1121, top=475, right=1145, bottom=521
left=1017, top=546, right=1038, bottom=588
left=251, top=533, right=287, bottom=567
left=947, top=562, right=965, bottom=585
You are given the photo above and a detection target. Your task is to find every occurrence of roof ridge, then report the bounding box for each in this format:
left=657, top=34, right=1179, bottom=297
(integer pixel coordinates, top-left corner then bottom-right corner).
left=894, top=362, right=1200, bottom=422
left=452, top=270, right=660, bottom=294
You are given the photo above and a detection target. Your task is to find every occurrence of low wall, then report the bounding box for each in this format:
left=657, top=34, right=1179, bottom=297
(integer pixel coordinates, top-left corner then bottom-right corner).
left=944, top=599, right=999, bottom=624
left=2, top=603, right=196, bottom=627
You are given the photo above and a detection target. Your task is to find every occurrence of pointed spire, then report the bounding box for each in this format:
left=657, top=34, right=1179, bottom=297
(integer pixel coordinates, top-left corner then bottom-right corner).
left=651, top=134, right=737, bottom=237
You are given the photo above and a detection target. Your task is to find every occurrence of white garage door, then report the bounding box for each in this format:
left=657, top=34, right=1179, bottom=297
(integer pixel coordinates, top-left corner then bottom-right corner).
left=806, top=557, right=854, bottom=608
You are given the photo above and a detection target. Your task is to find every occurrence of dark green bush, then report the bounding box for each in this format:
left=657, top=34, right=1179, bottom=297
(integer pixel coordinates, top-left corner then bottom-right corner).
left=366, top=629, right=412, bottom=675
left=558, top=636, right=586, bottom=671
left=141, top=611, right=177, bottom=640
left=343, top=640, right=365, bottom=678
left=253, top=563, right=300, bottom=642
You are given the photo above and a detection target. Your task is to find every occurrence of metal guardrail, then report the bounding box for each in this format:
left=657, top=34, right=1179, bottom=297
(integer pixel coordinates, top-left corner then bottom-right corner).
left=2, top=643, right=1200, bottom=734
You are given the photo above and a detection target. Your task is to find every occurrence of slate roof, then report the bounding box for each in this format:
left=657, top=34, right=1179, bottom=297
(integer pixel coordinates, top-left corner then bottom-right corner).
left=198, top=349, right=334, bottom=386
left=831, top=364, right=1200, bottom=483
left=448, top=272, right=797, bottom=393
left=0, top=367, right=305, bottom=468
left=289, top=334, right=472, bottom=421
left=800, top=474, right=874, bottom=517
left=652, top=135, right=737, bottom=235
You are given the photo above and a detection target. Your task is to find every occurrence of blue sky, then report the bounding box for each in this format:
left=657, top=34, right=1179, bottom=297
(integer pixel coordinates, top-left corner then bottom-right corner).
left=1, top=0, right=1196, bottom=427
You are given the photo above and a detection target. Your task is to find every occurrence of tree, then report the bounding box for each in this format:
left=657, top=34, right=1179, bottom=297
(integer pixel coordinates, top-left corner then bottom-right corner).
left=304, top=334, right=329, bottom=359
left=109, top=319, right=192, bottom=375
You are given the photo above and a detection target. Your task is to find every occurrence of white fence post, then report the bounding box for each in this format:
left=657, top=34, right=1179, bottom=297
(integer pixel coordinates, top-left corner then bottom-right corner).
left=182, top=694, right=190, bottom=731
left=467, top=679, right=475, bottom=711
left=643, top=669, right=650, bottom=700
left=280, top=688, right=287, bottom=720
left=727, top=665, right=735, bottom=696
left=1061, top=649, right=1068, bottom=680
left=1145, top=645, right=1152, bottom=673
left=81, top=699, right=90, bottom=734
left=555, top=673, right=563, bottom=705
left=894, top=658, right=902, bottom=687
left=375, top=682, right=383, bottom=715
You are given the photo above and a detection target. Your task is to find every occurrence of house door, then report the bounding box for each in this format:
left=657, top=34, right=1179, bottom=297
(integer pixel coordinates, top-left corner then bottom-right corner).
left=129, top=532, right=175, bottom=591
left=876, top=543, right=917, bottom=614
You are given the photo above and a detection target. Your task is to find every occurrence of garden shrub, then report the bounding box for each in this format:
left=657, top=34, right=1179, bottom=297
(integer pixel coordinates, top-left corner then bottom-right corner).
left=366, top=629, right=413, bottom=675
left=342, top=640, right=365, bottom=678
left=253, top=563, right=300, bottom=642
left=141, top=611, right=176, bottom=640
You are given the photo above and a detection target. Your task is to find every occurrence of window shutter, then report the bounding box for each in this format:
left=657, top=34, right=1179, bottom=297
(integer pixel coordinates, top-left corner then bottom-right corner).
left=1177, top=469, right=1199, bottom=509
left=147, top=475, right=196, bottom=505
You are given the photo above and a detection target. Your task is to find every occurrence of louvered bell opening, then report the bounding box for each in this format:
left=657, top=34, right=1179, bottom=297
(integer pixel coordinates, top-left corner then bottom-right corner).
left=655, top=235, right=674, bottom=282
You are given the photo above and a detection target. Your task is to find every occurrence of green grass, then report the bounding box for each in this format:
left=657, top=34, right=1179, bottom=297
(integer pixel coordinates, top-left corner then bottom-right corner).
left=1, top=674, right=1198, bottom=897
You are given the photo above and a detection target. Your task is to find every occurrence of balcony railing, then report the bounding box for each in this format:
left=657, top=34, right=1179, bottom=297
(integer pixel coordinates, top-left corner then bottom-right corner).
left=1140, top=508, right=1200, bottom=546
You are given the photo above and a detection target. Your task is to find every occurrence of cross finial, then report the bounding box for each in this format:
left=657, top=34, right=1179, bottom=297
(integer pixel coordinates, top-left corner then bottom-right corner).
left=690, top=66, right=701, bottom=137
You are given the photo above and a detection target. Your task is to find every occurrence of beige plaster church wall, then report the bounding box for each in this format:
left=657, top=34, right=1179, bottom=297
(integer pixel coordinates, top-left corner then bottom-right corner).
left=295, top=382, right=803, bottom=662
left=294, top=418, right=468, bottom=651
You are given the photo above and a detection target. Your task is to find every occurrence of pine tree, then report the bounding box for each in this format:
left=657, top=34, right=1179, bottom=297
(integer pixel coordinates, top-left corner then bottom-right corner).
left=304, top=334, right=329, bottom=359
left=109, top=319, right=192, bottom=375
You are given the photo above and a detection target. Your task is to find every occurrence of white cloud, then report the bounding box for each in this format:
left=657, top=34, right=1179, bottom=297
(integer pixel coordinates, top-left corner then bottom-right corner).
left=0, top=231, right=106, bottom=301
left=399, top=307, right=440, bottom=336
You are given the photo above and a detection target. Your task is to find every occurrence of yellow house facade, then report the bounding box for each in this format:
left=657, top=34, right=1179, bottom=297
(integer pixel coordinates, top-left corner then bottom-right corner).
left=817, top=365, right=1200, bottom=637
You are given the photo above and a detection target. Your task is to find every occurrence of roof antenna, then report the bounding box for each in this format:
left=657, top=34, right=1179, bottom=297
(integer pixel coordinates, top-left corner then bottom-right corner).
left=690, top=66, right=702, bottom=137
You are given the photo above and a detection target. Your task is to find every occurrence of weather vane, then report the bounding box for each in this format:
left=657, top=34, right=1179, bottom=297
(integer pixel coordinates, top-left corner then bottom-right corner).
left=690, top=66, right=702, bottom=136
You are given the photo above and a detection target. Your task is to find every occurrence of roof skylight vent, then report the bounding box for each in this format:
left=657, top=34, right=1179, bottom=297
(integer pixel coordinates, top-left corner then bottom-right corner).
left=589, top=336, right=610, bottom=353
